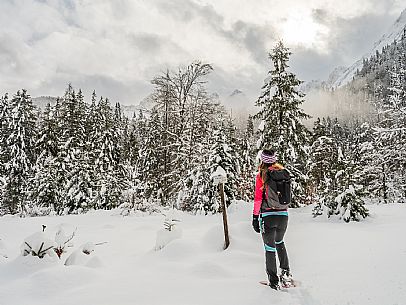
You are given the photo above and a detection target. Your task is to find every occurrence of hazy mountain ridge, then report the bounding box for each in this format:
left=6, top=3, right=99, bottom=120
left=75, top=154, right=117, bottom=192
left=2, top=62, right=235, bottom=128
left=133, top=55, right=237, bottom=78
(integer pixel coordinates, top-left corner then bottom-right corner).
left=32, top=96, right=59, bottom=109
left=31, top=89, right=251, bottom=121
left=32, top=95, right=152, bottom=119
left=330, top=8, right=406, bottom=88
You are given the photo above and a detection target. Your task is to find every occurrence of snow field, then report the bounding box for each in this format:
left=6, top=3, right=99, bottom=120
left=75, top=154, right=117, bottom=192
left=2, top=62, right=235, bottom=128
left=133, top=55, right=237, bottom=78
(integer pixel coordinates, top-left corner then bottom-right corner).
left=0, top=202, right=405, bottom=305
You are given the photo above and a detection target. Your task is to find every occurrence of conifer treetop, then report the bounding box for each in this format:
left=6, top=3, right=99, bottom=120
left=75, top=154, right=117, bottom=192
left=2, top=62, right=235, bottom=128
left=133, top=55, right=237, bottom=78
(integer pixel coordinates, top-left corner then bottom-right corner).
left=255, top=40, right=310, bottom=165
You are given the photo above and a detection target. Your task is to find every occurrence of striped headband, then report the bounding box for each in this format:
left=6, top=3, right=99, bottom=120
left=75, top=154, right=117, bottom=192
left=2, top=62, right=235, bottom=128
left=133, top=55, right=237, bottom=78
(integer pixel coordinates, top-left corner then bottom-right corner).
left=260, top=151, right=277, bottom=164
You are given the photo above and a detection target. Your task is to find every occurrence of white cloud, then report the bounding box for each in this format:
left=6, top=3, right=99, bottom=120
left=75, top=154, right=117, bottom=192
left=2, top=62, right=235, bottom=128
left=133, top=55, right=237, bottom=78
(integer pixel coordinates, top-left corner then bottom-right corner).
left=0, top=0, right=403, bottom=104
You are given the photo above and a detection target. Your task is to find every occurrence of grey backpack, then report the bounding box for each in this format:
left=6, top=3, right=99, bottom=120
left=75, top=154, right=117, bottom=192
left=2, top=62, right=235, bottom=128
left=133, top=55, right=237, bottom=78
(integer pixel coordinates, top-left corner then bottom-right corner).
left=261, top=169, right=292, bottom=211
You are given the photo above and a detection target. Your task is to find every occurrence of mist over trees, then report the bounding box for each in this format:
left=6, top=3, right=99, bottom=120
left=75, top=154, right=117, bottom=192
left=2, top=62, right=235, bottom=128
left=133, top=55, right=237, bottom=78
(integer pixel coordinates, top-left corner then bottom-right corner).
left=306, top=28, right=406, bottom=219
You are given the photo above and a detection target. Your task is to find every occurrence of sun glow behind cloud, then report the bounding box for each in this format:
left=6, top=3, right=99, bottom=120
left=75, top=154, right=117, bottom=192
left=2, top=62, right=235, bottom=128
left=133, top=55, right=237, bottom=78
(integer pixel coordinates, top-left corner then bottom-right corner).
left=279, top=11, right=329, bottom=52
left=0, top=0, right=401, bottom=104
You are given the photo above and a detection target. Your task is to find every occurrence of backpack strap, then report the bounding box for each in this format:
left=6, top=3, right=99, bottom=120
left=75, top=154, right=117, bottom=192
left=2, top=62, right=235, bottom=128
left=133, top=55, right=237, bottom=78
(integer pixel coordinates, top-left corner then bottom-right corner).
left=261, top=169, right=271, bottom=212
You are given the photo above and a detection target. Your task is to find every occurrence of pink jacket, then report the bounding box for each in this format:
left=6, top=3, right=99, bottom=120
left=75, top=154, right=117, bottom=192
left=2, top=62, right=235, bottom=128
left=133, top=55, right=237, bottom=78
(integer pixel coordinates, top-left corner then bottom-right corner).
left=253, top=163, right=286, bottom=216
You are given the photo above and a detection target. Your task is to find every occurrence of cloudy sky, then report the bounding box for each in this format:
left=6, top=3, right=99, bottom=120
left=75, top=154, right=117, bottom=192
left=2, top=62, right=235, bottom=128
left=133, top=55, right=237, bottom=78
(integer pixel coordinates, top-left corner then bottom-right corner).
left=0, top=0, right=405, bottom=106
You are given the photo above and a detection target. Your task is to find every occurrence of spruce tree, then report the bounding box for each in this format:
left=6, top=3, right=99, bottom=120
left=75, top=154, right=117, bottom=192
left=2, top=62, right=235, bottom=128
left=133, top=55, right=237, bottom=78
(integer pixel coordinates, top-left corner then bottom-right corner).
left=56, top=85, right=92, bottom=213
left=312, top=118, right=327, bottom=142
left=91, top=97, right=125, bottom=209
left=0, top=94, right=10, bottom=178
left=136, top=107, right=163, bottom=204
left=308, top=136, right=340, bottom=217
left=352, top=122, right=381, bottom=202
left=36, top=103, right=58, bottom=158
left=28, top=103, right=61, bottom=214
left=178, top=98, right=225, bottom=213
left=0, top=94, right=10, bottom=214
left=329, top=159, right=369, bottom=222
left=180, top=162, right=217, bottom=214
left=239, top=115, right=257, bottom=201
left=3, top=90, right=37, bottom=214
left=375, top=65, right=406, bottom=202
left=28, top=155, right=63, bottom=215
left=206, top=122, right=240, bottom=210
left=255, top=41, right=311, bottom=206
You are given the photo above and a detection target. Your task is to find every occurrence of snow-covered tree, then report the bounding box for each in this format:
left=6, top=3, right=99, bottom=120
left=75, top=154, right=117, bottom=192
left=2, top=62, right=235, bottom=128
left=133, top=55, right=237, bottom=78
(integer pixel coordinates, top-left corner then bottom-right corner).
left=238, top=115, right=257, bottom=201
left=28, top=155, right=64, bottom=215
left=55, top=85, right=93, bottom=213
left=206, top=123, right=240, bottom=210
left=312, top=118, right=328, bottom=142
left=0, top=94, right=10, bottom=178
left=2, top=90, right=37, bottom=215
left=177, top=97, right=226, bottom=213
left=309, top=117, right=369, bottom=221
left=255, top=41, right=311, bottom=206
left=374, top=65, right=406, bottom=202
left=27, top=103, right=61, bottom=215
left=308, top=136, right=341, bottom=217
left=180, top=162, right=217, bottom=214
left=328, top=161, right=369, bottom=222
left=145, top=62, right=215, bottom=206
left=255, top=41, right=310, bottom=161
left=352, top=122, right=381, bottom=202
left=90, top=97, right=126, bottom=209
left=136, top=107, right=163, bottom=204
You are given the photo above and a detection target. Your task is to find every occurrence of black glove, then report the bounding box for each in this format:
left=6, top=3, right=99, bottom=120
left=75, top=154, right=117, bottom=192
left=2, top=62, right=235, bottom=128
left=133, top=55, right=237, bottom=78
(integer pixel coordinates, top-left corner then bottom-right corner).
left=252, top=215, right=260, bottom=233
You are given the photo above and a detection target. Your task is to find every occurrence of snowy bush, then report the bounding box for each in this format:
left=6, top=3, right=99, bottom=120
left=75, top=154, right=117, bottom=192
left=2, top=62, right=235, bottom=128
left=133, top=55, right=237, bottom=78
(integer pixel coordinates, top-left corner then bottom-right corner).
left=21, top=231, right=57, bottom=259
left=54, top=224, right=77, bottom=258
left=179, top=168, right=218, bottom=214
left=334, top=185, right=369, bottom=222
left=155, top=227, right=182, bottom=251
left=20, top=224, right=78, bottom=259
left=64, top=242, right=102, bottom=268
left=155, top=212, right=182, bottom=250
left=22, top=202, right=56, bottom=217
left=119, top=195, right=161, bottom=216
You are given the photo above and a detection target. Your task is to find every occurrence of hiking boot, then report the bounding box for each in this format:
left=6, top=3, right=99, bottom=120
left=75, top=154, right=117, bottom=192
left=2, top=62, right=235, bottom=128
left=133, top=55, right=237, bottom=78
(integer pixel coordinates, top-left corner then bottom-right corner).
left=269, top=282, right=280, bottom=290
left=280, top=269, right=293, bottom=287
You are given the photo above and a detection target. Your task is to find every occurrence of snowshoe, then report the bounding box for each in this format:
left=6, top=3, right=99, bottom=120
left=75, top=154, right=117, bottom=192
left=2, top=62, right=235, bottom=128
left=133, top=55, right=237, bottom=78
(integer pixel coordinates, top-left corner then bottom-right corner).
left=259, top=280, right=289, bottom=292
left=280, top=269, right=295, bottom=288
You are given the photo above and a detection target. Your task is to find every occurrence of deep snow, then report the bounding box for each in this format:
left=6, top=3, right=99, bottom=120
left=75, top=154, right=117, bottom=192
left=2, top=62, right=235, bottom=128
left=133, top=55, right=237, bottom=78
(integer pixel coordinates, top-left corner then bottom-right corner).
left=0, top=202, right=405, bottom=305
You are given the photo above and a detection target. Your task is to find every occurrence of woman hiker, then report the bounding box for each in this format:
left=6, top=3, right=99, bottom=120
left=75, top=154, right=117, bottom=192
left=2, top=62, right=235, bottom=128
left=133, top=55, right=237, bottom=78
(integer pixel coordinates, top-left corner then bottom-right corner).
left=252, top=149, right=293, bottom=290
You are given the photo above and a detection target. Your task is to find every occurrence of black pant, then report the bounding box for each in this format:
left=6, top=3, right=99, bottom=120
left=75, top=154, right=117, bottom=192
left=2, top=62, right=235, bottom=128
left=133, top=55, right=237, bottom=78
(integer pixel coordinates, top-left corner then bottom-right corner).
left=261, top=215, right=289, bottom=285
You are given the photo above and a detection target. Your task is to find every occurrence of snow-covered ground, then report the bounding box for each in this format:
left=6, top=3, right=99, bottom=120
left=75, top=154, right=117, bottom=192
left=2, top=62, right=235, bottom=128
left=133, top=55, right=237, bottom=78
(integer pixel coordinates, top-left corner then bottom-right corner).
left=0, top=202, right=405, bottom=305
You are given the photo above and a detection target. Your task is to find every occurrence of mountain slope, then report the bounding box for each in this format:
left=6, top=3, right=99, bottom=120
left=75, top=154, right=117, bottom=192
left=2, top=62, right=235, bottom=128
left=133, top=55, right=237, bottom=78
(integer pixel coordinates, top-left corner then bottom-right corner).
left=330, top=9, right=406, bottom=88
